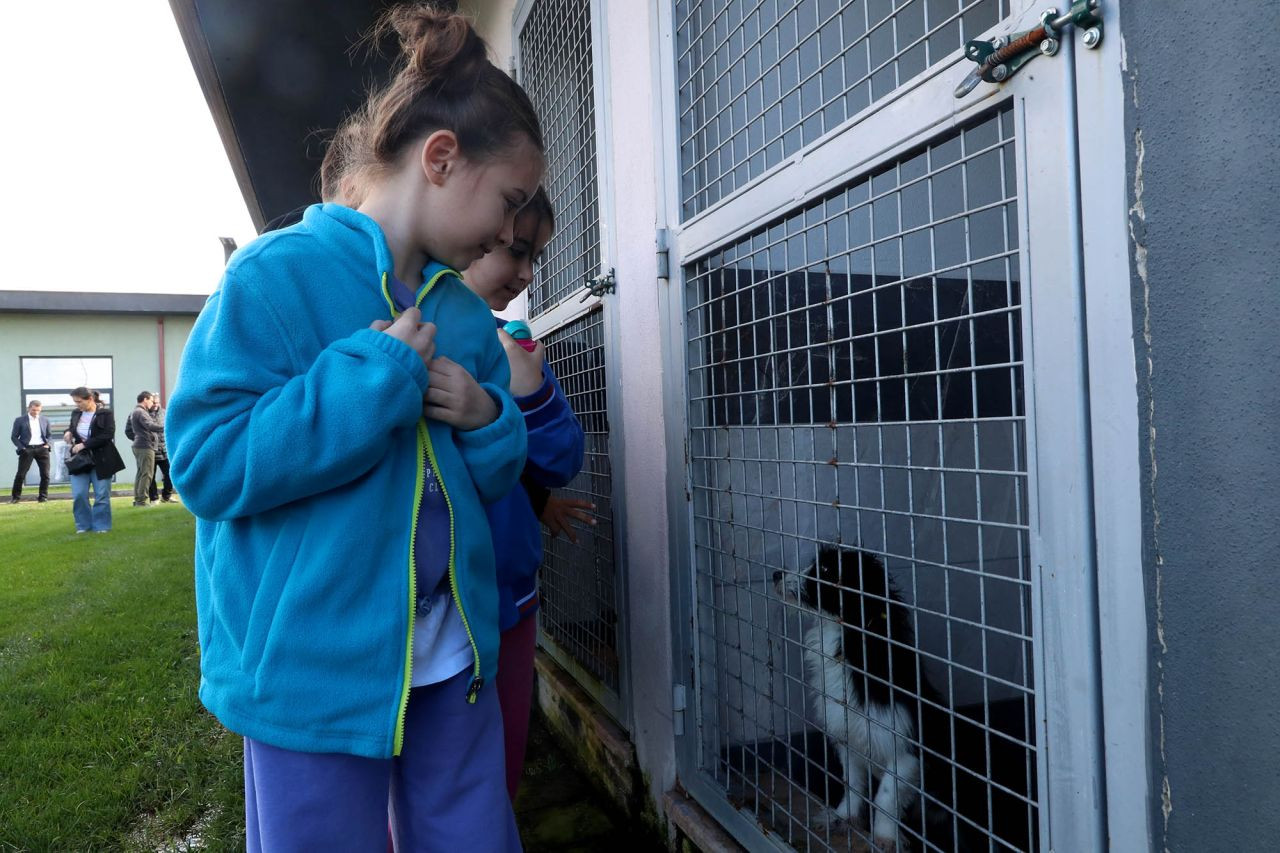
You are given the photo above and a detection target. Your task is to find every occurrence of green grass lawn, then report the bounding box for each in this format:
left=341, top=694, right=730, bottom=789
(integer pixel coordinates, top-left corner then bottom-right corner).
left=0, top=499, right=641, bottom=853
left=0, top=500, right=243, bottom=852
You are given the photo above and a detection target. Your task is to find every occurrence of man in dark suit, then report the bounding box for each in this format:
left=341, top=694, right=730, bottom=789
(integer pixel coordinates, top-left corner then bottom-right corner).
left=10, top=400, right=52, bottom=503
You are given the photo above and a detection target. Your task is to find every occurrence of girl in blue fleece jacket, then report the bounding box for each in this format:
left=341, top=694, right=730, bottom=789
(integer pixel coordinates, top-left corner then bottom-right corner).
left=460, top=188, right=588, bottom=798
left=167, top=7, right=543, bottom=851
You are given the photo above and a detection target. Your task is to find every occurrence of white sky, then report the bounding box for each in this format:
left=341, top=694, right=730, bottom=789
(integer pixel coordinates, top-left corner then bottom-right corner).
left=1, top=3, right=257, bottom=295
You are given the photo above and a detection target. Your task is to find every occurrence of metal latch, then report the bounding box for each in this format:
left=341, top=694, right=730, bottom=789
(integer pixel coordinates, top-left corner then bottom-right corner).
left=673, top=683, right=687, bottom=737
left=954, top=0, right=1103, bottom=98
left=579, top=268, right=617, bottom=303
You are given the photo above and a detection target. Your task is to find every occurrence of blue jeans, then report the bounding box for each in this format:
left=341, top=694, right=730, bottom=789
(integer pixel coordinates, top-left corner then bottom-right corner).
left=242, top=667, right=520, bottom=853
left=70, top=472, right=112, bottom=531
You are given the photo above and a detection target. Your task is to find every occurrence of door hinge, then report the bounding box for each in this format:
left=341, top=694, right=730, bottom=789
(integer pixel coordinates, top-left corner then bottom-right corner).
left=673, top=683, right=687, bottom=737
left=656, top=228, right=671, bottom=279
left=954, top=0, right=1103, bottom=98
left=579, top=268, right=617, bottom=303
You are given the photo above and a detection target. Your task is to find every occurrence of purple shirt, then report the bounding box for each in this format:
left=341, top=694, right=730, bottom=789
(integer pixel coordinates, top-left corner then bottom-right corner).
left=387, top=275, right=451, bottom=615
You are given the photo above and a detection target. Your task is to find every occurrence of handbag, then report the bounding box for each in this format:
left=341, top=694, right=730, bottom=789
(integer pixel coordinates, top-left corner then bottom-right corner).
left=65, top=448, right=95, bottom=475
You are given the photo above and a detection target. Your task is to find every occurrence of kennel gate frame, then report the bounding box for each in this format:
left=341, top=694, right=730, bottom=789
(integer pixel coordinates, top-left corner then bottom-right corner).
left=513, top=0, right=634, bottom=729
left=653, top=0, right=1148, bottom=850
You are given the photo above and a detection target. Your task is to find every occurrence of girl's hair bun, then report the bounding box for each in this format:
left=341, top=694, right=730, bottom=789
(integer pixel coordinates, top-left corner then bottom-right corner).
left=357, top=3, right=543, bottom=174
left=382, top=5, right=487, bottom=93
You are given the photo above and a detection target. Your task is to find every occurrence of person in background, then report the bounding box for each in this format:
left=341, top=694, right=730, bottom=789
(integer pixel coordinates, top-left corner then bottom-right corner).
left=146, top=393, right=176, bottom=503
left=460, top=187, right=593, bottom=799
left=64, top=387, right=125, bottom=533
left=129, top=392, right=162, bottom=507
left=10, top=400, right=52, bottom=504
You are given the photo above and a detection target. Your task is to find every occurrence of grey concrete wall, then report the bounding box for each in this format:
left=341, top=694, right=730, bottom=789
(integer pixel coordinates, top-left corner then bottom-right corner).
left=1121, top=2, right=1280, bottom=848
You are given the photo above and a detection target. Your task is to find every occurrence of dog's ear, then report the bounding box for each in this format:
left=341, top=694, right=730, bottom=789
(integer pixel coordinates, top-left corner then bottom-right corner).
left=857, top=550, right=889, bottom=597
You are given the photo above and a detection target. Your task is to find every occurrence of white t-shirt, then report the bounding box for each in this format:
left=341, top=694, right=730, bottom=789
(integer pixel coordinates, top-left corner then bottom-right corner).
left=27, top=415, right=41, bottom=446
left=410, top=589, right=475, bottom=687
left=75, top=412, right=94, bottom=442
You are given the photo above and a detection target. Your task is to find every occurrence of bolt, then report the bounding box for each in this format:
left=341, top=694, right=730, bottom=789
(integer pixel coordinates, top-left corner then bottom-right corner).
left=1040, top=37, right=1060, bottom=56
left=1083, top=27, right=1102, bottom=48
left=991, top=64, right=1009, bottom=82
left=1088, top=0, right=1100, bottom=8
left=1041, top=8, right=1060, bottom=36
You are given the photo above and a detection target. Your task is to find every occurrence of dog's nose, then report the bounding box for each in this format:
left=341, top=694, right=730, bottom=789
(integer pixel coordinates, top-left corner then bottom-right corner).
left=772, top=570, right=783, bottom=583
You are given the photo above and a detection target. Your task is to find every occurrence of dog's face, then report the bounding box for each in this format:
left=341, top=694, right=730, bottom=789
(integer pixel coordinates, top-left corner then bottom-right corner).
left=774, top=546, right=893, bottom=633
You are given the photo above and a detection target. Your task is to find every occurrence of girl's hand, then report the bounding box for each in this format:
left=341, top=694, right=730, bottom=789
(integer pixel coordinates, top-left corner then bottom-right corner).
left=497, top=329, right=546, bottom=397
left=425, top=357, right=499, bottom=430
left=71, top=443, right=85, bottom=454
left=540, top=496, right=597, bottom=543
left=63, top=431, right=73, bottom=443
left=371, top=307, right=436, bottom=366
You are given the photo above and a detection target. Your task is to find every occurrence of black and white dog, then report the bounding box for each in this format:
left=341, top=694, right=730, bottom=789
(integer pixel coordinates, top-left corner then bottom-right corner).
left=774, top=546, right=951, bottom=851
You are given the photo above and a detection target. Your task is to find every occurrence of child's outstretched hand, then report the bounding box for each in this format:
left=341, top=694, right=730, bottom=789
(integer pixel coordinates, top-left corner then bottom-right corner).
left=497, top=329, right=546, bottom=396
left=425, top=357, right=499, bottom=430
left=370, top=307, right=436, bottom=366
left=540, top=495, right=597, bottom=544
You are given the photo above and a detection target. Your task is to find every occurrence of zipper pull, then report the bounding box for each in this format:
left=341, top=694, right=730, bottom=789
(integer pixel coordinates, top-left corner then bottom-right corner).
left=466, top=675, right=484, bottom=703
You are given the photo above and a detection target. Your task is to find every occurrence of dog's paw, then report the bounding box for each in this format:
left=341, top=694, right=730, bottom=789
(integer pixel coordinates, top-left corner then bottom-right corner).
left=813, top=806, right=846, bottom=829
left=815, top=797, right=862, bottom=829
left=870, top=835, right=901, bottom=853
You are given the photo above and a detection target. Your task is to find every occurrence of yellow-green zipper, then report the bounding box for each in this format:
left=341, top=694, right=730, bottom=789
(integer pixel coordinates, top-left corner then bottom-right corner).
left=393, top=421, right=426, bottom=756
left=421, top=425, right=483, bottom=704
left=386, top=266, right=484, bottom=756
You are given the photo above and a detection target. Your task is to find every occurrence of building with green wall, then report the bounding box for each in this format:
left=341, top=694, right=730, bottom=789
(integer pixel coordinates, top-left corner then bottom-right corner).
left=1, top=291, right=204, bottom=487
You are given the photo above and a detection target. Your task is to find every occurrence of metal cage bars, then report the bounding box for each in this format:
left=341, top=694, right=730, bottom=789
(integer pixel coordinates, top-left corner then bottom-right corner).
left=518, top=0, right=603, bottom=316
left=534, top=308, right=625, bottom=709
left=675, top=0, right=1010, bottom=218
left=684, top=104, right=1038, bottom=851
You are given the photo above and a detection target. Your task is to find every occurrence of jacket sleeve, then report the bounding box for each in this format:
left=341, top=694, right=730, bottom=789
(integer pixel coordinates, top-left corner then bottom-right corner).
left=82, top=410, right=115, bottom=449
left=515, top=364, right=584, bottom=489
left=135, top=409, right=163, bottom=434
left=167, top=272, right=431, bottom=522
left=40, top=417, right=51, bottom=444
left=451, top=317, right=527, bottom=505
left=10, top=418, right=19, bottom=450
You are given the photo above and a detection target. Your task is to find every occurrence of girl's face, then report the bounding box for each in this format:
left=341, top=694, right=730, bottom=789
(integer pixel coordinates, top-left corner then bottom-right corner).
left=73, top=396, right=94, bottom=412
left=420, top=135, right=545, bottom=272
left=463, top=213, right=553, bottom=311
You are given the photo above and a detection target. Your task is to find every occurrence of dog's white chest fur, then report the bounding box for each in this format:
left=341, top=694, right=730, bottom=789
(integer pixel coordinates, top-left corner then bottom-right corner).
left=802, top=617, right=920, bottom=845
left=803, top=620, right=910, bottom=765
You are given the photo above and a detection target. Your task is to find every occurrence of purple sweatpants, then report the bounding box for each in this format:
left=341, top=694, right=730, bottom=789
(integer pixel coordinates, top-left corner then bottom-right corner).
left=243, top=667, right=520, bottom=852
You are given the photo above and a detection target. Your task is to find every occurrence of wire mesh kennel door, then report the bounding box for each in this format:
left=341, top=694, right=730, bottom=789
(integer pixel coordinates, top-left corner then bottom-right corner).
left=515, top=0, right=629, bottom=725
left=665, top=1, right=1107, bottom=850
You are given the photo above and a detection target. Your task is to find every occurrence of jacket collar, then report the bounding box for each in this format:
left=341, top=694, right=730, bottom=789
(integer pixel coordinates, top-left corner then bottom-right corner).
left=302, top=203, right=455, bottom=293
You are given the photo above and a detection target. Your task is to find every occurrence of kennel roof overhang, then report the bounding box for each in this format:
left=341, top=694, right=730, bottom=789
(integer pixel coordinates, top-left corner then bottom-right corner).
left=168, top=0, right=432, bottom=231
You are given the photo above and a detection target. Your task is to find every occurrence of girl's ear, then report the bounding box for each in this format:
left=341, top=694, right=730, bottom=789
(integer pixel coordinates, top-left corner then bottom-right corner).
left=420, top=130, right=461, bottom=188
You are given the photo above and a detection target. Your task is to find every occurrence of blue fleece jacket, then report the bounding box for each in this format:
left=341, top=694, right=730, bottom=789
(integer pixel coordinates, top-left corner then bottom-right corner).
left=489, top=319, right=584, bottom=631
left=167, top=203, right=527, bottom=759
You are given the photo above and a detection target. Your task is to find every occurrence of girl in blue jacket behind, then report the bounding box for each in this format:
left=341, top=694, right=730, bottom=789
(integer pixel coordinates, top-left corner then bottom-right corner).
left=461, top=188, right=588, bottom=798
left=168, top=7, right=543, bottom=851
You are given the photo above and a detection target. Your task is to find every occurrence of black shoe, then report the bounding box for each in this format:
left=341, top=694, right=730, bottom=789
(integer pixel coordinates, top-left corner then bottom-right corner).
left=8, top=497, right=18, bottom=504
left=37, top=497, right=48, bottom=503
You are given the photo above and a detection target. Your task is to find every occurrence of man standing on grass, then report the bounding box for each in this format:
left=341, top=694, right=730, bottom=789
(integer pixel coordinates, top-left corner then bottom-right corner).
left=10, top=400, right=51, bottom=504
left=146, top=393, right=176, bottom=503
left=129, top=392, right=162, bottom=508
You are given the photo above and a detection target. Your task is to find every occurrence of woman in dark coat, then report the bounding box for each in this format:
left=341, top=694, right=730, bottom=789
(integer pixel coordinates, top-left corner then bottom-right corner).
left=63, top=386, right=126, bottom=533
